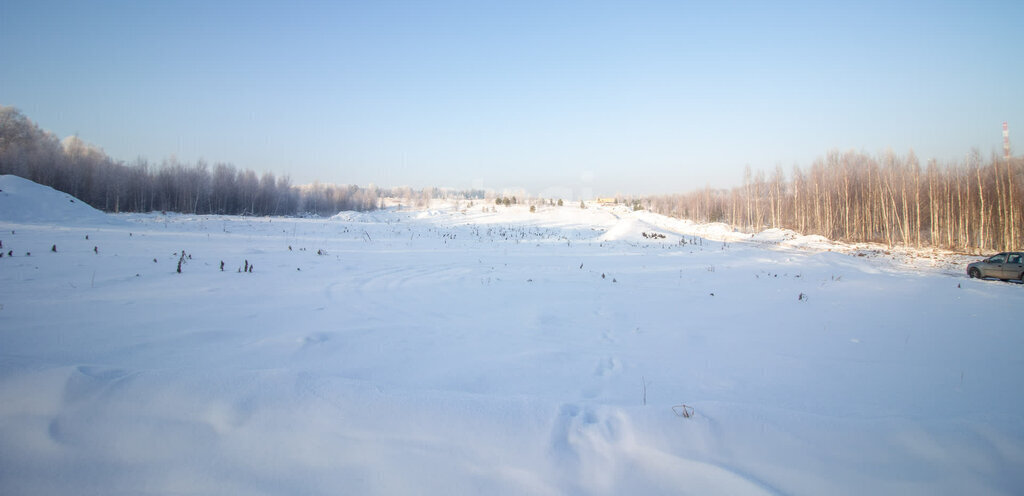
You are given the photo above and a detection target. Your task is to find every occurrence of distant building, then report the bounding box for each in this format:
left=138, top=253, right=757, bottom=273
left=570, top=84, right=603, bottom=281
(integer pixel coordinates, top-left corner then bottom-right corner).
left=596, top=197, right=617, bottom=206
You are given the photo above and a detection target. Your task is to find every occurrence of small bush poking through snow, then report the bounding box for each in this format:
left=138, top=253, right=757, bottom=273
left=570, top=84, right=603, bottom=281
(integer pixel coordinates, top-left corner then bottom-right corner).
left=673, top=404, right=695, bottom=418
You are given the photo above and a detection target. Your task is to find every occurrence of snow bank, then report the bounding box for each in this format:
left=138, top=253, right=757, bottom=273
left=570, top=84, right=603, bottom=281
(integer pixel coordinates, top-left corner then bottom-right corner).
left=0, top=174, right=119, bottom=226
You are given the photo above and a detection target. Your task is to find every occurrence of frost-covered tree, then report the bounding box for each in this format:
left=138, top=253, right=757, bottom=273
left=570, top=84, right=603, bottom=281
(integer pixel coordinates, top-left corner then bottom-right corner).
left=0, top=106, right=383, bottom=217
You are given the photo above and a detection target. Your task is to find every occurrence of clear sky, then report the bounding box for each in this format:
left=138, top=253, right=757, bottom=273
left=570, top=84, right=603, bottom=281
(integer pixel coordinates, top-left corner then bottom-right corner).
left=2, top=0, right=1022, bottom=197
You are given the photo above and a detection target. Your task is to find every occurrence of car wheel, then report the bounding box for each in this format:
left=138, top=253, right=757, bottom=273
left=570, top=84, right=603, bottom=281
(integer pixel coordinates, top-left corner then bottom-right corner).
left=968, top=267, right=981, bottom=279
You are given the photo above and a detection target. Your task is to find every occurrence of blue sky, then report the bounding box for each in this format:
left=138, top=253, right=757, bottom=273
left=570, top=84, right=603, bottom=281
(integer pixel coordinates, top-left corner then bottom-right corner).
left=2, top=1, right=1021, bottom=196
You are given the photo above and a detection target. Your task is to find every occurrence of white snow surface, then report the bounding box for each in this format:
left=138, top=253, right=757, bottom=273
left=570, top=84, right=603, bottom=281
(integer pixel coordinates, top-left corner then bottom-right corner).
left=0, top=174, right=121, bottom=226
left=1, top=179, right=1022, bottom=495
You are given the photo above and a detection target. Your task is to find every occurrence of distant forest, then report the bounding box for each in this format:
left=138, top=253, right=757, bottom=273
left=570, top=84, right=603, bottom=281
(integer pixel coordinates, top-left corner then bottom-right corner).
left=0, top=106, right=486, bottom=216
left=2, top=106, right=1021, bottom=251
left=639, top=148, right=1022, bottom=252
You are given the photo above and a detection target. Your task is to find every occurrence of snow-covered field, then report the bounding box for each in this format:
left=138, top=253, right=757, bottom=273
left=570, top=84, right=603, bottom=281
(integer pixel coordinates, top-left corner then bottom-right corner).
left=2, top=174, right=1022, bottom=495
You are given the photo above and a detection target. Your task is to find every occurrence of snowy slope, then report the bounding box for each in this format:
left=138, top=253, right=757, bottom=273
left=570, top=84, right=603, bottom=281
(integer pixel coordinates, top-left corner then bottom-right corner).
left=0, top=174, right=120, bottom=226
left=1, top=185, right=1022, bottom=495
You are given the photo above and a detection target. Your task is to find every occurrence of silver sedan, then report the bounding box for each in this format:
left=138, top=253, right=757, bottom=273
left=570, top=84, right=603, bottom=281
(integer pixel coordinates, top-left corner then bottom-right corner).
left=967, top=252, right=1024, bottom=281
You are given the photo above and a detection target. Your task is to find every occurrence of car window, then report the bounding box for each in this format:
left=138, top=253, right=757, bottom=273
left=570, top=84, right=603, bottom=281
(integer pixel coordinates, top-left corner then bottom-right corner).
left=988, top=254, right=1006, bottom=263
left=1009, top=254, right=1023, bottom=264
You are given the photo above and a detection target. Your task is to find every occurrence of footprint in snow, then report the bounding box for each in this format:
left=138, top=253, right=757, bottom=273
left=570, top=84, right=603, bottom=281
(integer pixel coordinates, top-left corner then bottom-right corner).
left=300, top=333, right=330, bottom=347
left=593, top=356, right=622, bottom=377
left=548, top=403, right=631, bottom=491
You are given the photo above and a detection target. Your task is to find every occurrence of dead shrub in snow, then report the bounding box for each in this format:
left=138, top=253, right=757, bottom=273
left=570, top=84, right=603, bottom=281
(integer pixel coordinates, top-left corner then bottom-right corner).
left=672, top=404, right=694, bottom=418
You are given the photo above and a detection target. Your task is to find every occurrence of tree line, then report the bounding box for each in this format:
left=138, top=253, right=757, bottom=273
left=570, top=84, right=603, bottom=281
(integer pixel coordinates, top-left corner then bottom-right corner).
left=641, top=148, right=1022, bottom=252
left=4, top=106, right=1020, bottom=250
left=0, top=106, right=381, bottom=216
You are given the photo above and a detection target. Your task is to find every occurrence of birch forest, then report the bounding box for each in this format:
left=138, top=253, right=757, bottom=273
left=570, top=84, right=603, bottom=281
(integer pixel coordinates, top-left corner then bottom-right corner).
left=645, top=149, right=1022, bottom=252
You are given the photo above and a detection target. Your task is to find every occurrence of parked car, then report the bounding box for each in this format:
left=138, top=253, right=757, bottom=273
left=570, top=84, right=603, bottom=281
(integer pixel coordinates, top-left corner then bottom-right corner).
left=967, top=252, right=1024, bottom=281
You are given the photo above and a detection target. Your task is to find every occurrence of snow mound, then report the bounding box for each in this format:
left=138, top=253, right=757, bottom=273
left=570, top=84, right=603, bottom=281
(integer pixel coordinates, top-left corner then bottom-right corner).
left=0, top=175, right=118, bottom=226
left=668, top=220, right=737, bottom=241
left=599, top=216, right=672, bottom=242
left=330, top=210, right=396, bottom=223
left=751, top=228, right=800, bottom=243
left=414, top=209, right=447, bottom=219
left=749, top=228, right=841, bottom=250
left=782, top=233, right=836, bottom=250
